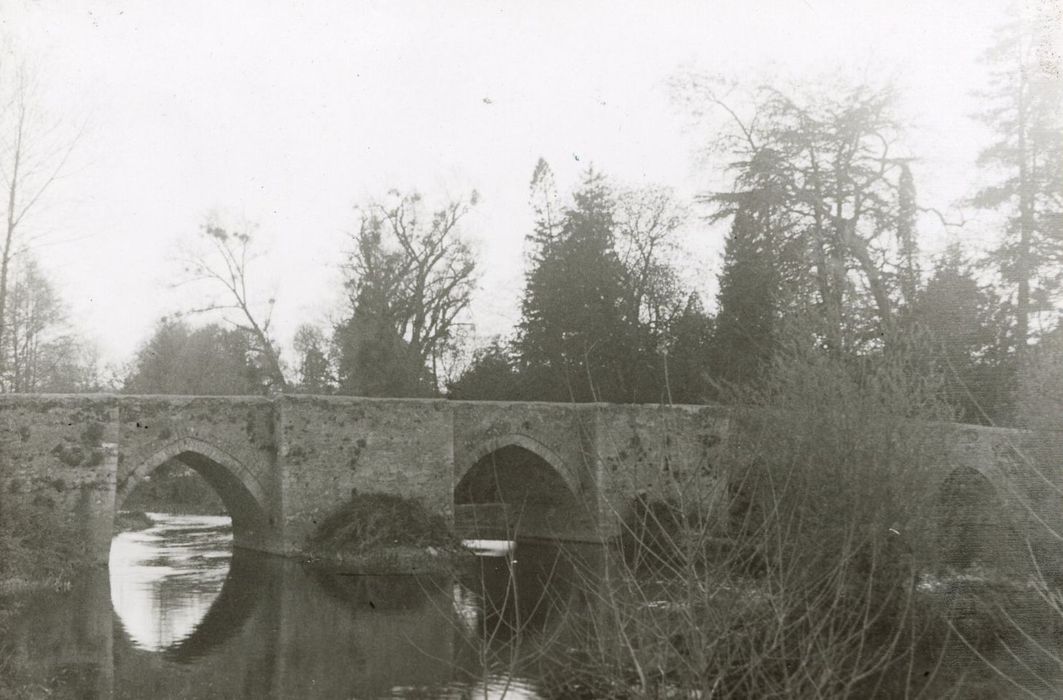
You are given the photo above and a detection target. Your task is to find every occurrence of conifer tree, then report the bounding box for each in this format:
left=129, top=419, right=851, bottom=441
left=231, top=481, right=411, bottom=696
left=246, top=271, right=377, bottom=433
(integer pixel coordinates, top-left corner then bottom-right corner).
left=914, top=244, right=1013, bottom=424
left=971, top=12, right=1063, bottom=356
left=518, top=169, right=633, bottom=402
left=707, top=204, right=777, bottom=387
left=896, top=163, right=920, bottom=309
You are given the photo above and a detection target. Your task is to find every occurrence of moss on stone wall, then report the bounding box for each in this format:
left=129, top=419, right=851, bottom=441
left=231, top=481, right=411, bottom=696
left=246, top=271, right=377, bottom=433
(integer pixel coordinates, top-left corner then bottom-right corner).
left=0, top=498, right=93, bottom=594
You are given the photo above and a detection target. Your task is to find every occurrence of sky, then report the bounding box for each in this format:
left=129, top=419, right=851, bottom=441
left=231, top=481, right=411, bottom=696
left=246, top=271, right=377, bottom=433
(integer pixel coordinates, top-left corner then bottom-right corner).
left=0, top=0, right=1051, bottom=372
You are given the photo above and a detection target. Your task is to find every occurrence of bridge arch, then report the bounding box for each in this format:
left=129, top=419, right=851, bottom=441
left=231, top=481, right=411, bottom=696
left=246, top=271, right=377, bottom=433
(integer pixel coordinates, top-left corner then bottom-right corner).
left=934, top=465, right=1007, bottom=570
left=457, top=434, right=596, bottom=541
left=117, top=437, right=270, bottom=549
left=462, top=433, right=572, bottom=493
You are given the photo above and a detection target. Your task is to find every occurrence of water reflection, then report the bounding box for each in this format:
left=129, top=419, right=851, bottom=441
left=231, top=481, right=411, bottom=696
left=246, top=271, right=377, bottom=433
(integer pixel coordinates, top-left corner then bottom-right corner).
left=5, top=515, right=592, bottom=698
left=109, top=514, right=232, bottom=654
left=6, top=518, right=1057, bottom=698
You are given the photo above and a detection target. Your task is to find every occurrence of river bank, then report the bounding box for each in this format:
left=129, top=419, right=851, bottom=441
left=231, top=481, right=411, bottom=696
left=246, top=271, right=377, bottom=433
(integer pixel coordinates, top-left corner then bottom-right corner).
left=113, top=509, right=154, bottom=533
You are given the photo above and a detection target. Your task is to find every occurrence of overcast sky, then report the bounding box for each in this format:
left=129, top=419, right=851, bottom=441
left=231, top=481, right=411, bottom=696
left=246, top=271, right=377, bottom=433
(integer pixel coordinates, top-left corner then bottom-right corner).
left=1, top=0, right=1044, bottom=371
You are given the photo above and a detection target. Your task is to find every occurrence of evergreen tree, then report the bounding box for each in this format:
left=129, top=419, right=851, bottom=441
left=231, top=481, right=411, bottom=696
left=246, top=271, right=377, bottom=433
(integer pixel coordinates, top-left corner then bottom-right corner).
left=971, top=12, right=1063, bottom=356
left=913, top=243, right=1014, bottom=424
left=333, top=190, right=477, bottom=397
left=896, top=163, right=920, bottom=309
left=527, top=158, right=563, bottom=256
left=517, top=169, right=635, bottom=402
left=292, top=324, right=333, bottom=394
left=707, top=204, right=777, bottom=388
left=664, top=293, right=714, bottom=403
left=333, top=311, right=433, bottom=397
left=688, top=78, right=918, bottom=354
left=446, top=339, right=522, bottom=400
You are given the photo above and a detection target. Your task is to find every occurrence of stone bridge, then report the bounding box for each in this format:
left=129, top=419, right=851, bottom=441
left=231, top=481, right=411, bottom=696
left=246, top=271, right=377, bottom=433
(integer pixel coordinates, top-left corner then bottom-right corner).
left=0, top=394, right=1060, bottom=571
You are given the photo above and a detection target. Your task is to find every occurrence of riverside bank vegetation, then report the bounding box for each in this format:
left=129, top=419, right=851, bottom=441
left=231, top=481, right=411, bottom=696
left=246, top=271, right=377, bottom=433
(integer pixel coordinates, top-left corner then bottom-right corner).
left=520, top=343, right=1063, bottom=698
left=1, top=10, right=1061, bottom=699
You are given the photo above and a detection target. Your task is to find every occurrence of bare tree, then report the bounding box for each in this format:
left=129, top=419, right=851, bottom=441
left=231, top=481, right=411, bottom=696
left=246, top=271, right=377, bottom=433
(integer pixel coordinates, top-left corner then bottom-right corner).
left=2, top=254, right=95, bottom=392
left=336, top=190, right=478, bottom=395
left=179, top=222, right=288, bottom=392
left=615, top=186, right=687, bottom=334
left=0, top=62, right=80, bottom=385
left=292, top=322, right=332, bottom=393
left=679, top=74, right=920, bottom=353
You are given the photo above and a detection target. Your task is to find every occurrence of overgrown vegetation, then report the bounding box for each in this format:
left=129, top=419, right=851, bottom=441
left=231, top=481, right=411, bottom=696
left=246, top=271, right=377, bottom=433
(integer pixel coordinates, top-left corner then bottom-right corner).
left=465, top=339, right=1062, bottom=698
left=0, top=495, right=92, bottom=696
left=307, top=491, right=462, bottom=572
left=0, top=6, right=1059, bottom=697
left=963, top=325, right=1063, bottom=695
left=0, top=499, right=91, bottom=594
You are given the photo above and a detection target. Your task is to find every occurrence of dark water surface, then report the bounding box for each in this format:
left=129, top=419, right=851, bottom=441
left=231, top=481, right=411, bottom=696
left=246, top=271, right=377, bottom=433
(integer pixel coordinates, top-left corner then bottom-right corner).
left=4, top=514, right=1062, bottom=699
left=3, top=513, right=583, bottom=699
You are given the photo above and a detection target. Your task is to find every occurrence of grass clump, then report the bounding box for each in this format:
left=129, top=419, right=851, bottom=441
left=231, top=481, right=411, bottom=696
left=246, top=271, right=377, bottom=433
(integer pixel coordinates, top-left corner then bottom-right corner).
left=307, top=490, right=461, bottom=572
left=0, top=499, right=92, bottom=595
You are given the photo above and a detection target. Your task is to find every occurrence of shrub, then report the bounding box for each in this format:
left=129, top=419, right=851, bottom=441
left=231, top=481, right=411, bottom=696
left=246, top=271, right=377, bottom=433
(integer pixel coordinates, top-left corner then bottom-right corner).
left=0, top=498, right=91, bottom=593
left=308, top=490, right=459, bottom=559
left=552, top=339, right=959, bottom=698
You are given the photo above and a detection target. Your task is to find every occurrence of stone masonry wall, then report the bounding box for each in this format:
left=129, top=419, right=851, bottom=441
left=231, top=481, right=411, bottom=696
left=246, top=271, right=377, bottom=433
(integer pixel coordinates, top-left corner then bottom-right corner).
left=592, top=403, right=731, bottom=537
left=452, top=401, right=596, bottom=503
left=0, top=395, right=119, bottom=563
left=274, top=396, right=455, bottom=554
left=0, top=394, right=1059, bottom=570
left=114, top=396, right=278, bottom=509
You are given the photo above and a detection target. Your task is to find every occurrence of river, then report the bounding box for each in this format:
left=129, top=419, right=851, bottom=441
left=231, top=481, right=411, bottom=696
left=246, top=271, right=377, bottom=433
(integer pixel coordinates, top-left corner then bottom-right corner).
left=1, top=513, right=589, bottom=699
left=3, top=513, right=1061, bottom=698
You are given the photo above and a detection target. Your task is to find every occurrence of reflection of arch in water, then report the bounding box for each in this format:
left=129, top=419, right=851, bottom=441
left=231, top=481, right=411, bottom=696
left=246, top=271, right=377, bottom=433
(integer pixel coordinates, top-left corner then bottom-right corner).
left=109, top=548, right=273, bottom=665
left=471, top=541, right=577, bottom=639
left=163, top=549, right=272, bottom=663
left=935, top=466, right=1004, bottom=569
left=117, top=437, right=270, bottom=549
left=456, top=436, right=594, bottom=541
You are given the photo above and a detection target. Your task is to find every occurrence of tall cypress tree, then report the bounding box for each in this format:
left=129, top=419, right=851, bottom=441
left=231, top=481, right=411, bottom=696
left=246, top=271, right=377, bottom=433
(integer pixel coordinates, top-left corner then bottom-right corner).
left=518, top=169, right=632, bottom=402
left=707, top=203, right=777, bottom=388
left=896, top=163, right=920, bottom=309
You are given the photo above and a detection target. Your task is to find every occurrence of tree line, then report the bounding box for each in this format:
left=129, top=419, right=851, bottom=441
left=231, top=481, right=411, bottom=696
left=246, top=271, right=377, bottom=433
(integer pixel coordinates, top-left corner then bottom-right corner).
left=3, top=16, right=1060, bottom=427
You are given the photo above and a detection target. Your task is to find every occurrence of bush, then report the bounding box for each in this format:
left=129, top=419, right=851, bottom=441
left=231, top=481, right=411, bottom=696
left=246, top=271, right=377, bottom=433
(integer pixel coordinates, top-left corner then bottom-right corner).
left=552, top=340, right=958, bottom=698
left=308, top=490, right=459, bottom=559
left=0, top=498, right=92, bottom=594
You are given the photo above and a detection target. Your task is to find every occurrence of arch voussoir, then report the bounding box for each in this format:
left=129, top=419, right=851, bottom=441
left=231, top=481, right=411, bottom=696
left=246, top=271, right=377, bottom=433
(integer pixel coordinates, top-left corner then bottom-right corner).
left=465, top=432, right=576, bottom=497
left=118, top=436, right=268, bottom=512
